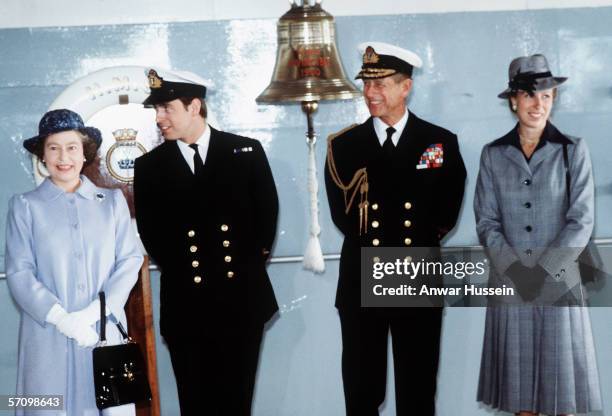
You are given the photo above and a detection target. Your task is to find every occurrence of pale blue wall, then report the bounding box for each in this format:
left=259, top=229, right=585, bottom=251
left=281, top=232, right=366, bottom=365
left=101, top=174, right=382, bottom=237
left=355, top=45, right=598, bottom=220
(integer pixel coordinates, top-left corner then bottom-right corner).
left=1, top=7, right=612, bottom=415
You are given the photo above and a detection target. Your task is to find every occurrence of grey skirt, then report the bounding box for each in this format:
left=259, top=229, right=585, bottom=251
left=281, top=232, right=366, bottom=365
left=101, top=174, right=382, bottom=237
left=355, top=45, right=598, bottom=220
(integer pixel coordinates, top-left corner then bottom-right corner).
left=477, top=306, right=602, bottom=414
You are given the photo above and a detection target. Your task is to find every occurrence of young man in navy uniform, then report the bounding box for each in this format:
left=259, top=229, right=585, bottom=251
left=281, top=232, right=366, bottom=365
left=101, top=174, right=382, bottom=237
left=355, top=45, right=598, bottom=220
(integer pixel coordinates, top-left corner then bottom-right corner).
left=134, top=69, right=279, bottom=415
left=325, top=42, right=466, bottom=415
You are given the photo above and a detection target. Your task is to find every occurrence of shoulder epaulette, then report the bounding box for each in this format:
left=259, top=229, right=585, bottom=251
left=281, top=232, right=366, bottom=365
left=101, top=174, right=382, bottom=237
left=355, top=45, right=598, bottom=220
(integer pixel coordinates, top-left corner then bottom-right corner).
left=327, top=123, right=359, bottom=145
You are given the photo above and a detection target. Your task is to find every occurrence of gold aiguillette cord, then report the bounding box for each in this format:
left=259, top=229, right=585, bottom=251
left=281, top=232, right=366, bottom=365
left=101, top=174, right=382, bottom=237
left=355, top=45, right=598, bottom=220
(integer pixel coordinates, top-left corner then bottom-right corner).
left=327, top=131, right=369, bottom=235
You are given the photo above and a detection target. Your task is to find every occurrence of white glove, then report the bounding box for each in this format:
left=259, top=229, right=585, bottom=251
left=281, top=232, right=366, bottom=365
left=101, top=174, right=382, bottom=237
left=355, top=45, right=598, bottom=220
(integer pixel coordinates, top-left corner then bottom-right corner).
left=56, top=313, right=100, bottom=348
left=45, top=303, right=100, bottom=348
left=45, top=303, right=68, bottom=325
left=69, top=299, right=107, bottom=327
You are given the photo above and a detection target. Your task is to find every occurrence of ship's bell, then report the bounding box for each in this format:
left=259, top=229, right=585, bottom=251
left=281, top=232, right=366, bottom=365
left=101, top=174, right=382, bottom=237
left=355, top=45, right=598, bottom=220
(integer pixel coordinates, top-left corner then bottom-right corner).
left=256, top=0, right=360, bottom=103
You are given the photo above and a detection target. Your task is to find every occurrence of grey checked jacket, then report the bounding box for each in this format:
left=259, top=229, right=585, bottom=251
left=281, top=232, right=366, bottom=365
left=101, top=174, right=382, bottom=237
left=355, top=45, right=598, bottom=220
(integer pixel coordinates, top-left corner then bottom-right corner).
left=474, top=122, right=594, bottom=303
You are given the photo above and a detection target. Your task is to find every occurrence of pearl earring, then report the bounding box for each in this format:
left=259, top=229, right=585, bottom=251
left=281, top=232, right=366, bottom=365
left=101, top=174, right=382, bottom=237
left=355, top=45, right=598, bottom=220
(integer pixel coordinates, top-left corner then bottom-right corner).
left=83, top=158, right=87, bottom=162
left=512, top=104, right=517, bottom=112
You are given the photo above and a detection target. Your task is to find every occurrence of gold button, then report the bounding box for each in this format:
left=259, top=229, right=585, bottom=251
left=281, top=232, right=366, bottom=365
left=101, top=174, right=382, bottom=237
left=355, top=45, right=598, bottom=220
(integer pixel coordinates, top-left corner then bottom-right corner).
left=189, top=245, right=198, bottom=253
left=404, top=202, right=412, bottom=210
left=223, top=240, right=230, bottom=248
left=221, top=224, right=229, bottom=232
left=372, top=203, right=379, bottom=211
left=193, top=276, right=202, bottom=284
left=187, top=230, right=195, bottom=237
left=371, top=220, right=380, bottom=228
left=372, top=239, right=380, bottom=246
left=227, top=271, right=235, bottom=278
left=192, top=260, right=199, bottom=268
left=404, top=220, right=412, bottom=228
left=405, top=256, right=412, bottom=262
left=224, top=256, right=232, bottom=263
left=373, top=256, right=381, bottom=263
left=404, top=238, right=412, bottom=246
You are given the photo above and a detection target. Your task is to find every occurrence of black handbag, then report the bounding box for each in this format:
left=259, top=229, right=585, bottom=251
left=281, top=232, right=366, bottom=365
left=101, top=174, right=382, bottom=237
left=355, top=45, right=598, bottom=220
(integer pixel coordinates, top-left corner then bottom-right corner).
left=92, top=292, right=152, bottom=409
left=562, top=144, right=607, bottom=284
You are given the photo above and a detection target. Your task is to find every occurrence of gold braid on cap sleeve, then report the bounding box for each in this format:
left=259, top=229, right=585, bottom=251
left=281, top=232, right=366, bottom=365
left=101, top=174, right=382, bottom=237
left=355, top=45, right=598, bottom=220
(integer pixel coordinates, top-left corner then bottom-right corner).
left=326, top=125, right=370, bottom=235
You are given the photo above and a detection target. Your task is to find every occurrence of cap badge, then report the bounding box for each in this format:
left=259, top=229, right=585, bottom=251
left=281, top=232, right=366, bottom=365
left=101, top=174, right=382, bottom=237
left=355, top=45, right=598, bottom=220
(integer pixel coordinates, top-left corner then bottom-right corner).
left=147, top=69, right=163, bottom=89
left=363, top=46, right=380, bottom=64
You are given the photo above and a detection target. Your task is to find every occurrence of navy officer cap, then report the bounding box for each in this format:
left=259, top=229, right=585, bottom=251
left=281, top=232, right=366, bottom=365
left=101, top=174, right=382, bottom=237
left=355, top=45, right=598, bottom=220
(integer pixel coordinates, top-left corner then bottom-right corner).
left=355, top=42, right=423, bottom=80
left=143, top=68, right=209, bottom=106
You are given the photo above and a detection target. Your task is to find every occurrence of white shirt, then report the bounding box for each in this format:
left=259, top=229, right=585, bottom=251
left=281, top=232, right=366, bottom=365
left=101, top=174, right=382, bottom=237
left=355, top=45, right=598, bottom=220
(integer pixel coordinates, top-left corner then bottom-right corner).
left=373, top=109, right=409, bottom=147
left=176, top=124, right=211, bottom=174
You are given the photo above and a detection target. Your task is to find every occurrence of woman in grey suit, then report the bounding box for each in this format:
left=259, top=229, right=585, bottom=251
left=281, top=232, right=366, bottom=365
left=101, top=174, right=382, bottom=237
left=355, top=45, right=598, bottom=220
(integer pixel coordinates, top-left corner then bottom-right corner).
left=474, top=55, right=602, bottom=415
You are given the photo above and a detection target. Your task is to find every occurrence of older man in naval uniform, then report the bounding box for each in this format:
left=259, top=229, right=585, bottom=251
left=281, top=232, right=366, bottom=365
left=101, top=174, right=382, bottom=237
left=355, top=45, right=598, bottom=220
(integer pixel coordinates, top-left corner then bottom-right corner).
left=325, top=42, right=466, bottom=415
left=133, top=68, right=279, bottom=415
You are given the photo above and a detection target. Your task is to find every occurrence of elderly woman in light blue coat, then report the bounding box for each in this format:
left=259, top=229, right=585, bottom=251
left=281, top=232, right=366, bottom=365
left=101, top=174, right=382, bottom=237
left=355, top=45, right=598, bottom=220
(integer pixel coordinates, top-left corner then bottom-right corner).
left=5, top=109, right=143, bottom=416
left=475, top=55, right=602, bottom=415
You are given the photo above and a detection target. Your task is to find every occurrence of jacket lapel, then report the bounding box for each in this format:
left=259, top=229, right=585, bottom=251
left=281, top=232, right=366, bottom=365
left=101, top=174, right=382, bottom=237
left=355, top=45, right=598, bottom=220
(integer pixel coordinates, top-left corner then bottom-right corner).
left=491, top=126, right=532, bottom=175
left=502, top=145, right=532, bottom=175
left=361, top=118, right=387, bottom=169
left=395, top=112, right=415, bottom=155
left=164, top=140, right=193, bottom=178
left=528, top=122, right=573, bottom=173
left=395, top=112, right=435, bottom=168
left=363, top=118, right=382, bottom=151
left=203, top=126, right=222, bottom=176
left=528, top=140, right=556, bottom=172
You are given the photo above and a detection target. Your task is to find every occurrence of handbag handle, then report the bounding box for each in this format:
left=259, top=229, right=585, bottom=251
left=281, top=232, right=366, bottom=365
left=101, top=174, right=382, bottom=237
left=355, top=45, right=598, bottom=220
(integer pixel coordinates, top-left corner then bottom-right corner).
left=561, top=144, right=588, bottom=306
left=562, top=143, right=571, bottom=200
left=98, top=292, right=129, bottom=343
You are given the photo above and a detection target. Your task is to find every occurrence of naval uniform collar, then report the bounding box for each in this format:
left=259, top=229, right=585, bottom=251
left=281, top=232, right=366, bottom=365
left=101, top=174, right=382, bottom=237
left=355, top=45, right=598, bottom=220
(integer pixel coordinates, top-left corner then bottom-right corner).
left=373, top=109, right=409, bottom=147
left=176, top=124, right=211, bottom=152
left=176, top=124, right=211, bottom=173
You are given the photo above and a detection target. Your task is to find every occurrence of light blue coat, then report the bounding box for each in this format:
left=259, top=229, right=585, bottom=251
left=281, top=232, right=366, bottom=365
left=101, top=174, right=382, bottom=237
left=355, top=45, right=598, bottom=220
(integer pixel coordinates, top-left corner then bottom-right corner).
left=5, top=176, right=143, bottom=416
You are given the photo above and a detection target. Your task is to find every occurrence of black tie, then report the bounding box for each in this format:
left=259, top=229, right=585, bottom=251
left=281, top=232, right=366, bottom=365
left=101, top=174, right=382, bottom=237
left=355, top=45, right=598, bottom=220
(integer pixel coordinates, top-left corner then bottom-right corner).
left=189, top=143, right=205, bottom=176
left=383, top=126, right=396, bottom=158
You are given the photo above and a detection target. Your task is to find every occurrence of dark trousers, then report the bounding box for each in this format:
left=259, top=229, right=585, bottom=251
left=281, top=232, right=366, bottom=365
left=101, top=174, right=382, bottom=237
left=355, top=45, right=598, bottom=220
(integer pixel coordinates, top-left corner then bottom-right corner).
left=339, top=309, right=443, bottom=416
left=165, top=323, right=264, bottom=416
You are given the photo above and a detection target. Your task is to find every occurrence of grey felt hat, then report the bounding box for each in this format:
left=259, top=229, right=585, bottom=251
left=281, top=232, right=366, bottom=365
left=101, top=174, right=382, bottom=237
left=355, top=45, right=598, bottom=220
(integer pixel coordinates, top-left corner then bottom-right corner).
left=498, top=54, right=567, bottom=99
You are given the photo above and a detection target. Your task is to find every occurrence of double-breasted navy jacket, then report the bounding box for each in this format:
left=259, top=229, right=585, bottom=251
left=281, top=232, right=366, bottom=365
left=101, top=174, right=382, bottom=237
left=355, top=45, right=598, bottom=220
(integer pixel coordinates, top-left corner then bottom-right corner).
left=325, top=113, right=467, bottom=310
left=134, top=127, right=279, bottom=337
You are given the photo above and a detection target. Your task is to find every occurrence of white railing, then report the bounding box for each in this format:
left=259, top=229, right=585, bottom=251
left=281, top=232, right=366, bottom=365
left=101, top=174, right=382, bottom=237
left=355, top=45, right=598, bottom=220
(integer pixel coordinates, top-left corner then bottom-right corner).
left=2, top=238, right=612, bottom=279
